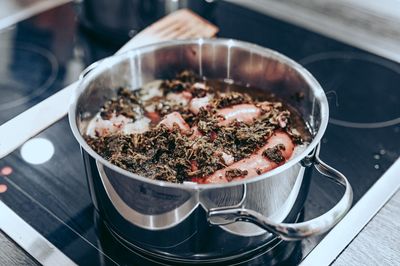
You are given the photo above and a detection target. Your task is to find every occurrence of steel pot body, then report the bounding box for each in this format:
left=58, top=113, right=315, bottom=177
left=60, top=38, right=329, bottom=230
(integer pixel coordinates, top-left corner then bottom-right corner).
left=69, top=39, right=352, bottom=262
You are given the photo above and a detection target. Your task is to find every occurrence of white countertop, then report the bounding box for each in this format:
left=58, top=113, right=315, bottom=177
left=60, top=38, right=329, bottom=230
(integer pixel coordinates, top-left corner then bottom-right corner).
left=229, top=0, right=400, bottom=63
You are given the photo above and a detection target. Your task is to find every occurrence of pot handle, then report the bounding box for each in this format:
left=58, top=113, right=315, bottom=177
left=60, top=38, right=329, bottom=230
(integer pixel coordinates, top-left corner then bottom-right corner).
left=207, top=144, right=353, bottom=241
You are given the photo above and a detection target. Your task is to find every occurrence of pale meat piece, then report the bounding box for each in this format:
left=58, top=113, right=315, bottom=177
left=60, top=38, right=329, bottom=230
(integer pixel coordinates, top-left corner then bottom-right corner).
left=139, top=80, right=163, bottom=101
left=86, top=113, right=133, bottom=137
left=123, top=117, right=151, bottom=134
left=217, top=104, right=261, bottom=126
left=203, top=132, right=294, bottom=184
left=166, top=91, right=192, bottom=106
left=159, top=111, right=190, bottom=132
left=220, top=151, right=234, bottom=166
left=189, top=94, right=213, bottom=114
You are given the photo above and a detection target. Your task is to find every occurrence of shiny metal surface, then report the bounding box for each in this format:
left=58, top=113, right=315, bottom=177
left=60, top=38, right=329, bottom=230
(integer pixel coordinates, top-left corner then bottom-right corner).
left=68, top=39, right=350, bottom=260
left=71, top=39, right=328, bottom=188
left=208, top=144, right=353, bottom=240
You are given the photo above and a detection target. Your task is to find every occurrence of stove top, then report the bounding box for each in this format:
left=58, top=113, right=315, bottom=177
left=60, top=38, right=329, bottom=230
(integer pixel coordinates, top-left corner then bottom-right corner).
left=0, top=1, right=399, bottom=265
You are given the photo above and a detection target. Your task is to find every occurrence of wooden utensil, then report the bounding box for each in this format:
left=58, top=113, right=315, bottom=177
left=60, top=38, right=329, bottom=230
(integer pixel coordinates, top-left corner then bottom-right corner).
left=119, top=9, right=218, bottom=53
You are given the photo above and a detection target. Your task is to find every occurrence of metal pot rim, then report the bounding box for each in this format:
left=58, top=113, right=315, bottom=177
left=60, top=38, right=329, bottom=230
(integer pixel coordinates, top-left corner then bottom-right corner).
left=68, top=38, right=329, bottom=190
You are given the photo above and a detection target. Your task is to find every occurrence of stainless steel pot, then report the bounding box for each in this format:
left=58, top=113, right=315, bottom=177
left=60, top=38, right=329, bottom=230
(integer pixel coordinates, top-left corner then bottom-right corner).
left=69, top=39, right=353, bottom=263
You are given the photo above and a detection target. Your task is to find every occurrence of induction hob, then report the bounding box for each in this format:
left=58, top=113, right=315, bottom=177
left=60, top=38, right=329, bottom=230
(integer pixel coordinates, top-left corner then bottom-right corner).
left=0, top=1, right=399, bottom=265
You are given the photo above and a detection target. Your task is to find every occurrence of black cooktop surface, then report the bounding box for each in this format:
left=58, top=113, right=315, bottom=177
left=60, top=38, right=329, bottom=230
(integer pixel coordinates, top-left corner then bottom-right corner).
left=0, top=1, right=399, bottom=265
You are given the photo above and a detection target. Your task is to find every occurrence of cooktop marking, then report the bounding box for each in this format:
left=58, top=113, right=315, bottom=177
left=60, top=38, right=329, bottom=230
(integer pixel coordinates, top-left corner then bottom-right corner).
left=0, top=42, right=58, bottom=111
left=0, top=166, right=13, bottom=176
left=300, top=52, right=400, bottom=129
left=0, top=184, right=7, bottom=193
left=20, top=138, right=55, bottom=165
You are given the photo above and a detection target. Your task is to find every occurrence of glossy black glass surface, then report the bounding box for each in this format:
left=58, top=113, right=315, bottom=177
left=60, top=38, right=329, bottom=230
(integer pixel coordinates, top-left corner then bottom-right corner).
left=0, top=1, right=399, bottom=265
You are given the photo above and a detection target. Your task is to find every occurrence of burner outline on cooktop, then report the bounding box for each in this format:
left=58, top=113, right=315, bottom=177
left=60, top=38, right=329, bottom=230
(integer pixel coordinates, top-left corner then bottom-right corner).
left=0, top=42, right=58, bottom=111
left=300, top=51, right=400, bottom=129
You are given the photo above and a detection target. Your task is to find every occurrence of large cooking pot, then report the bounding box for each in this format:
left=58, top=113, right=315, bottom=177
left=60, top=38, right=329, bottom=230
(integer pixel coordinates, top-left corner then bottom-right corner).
left=69, top=39, right=353, bottom=263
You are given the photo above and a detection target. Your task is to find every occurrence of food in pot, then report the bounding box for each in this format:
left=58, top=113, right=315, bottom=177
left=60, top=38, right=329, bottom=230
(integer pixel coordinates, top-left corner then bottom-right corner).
left=85, top=71, right=310, bottom=184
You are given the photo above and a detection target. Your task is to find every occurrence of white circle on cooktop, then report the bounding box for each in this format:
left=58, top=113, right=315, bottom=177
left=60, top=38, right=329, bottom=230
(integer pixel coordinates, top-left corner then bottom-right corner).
left=20, top=138, right=55, bottom=165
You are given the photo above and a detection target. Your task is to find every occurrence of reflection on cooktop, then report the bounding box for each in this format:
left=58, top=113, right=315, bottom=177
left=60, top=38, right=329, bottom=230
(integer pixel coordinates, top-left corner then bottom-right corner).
left=300, top=52, right=400, bottom=128
left=94, top=210, right=303, bottom=266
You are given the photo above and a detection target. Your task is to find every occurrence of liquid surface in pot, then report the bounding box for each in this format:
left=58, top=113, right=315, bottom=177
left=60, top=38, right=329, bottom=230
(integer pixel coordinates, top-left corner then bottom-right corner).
left=85, top=71, right=311, bottom=184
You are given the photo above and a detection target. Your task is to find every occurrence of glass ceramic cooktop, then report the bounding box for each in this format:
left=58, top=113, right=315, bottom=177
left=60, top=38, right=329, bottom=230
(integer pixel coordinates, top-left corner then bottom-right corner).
left=0, top=1, right=399, bottom=265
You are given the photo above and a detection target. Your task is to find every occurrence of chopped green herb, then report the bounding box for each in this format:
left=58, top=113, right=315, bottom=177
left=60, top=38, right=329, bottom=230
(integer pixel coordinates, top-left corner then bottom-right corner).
left=85, top=71, right=308, bottom=183
left=225, top=168, right=248, bottom=181
left=262, top=144, right=286, bottom=164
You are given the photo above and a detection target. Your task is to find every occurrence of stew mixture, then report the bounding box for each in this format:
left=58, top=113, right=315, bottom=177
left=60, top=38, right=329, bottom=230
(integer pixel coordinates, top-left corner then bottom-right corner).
left=85, top=71, right=310, bottom=184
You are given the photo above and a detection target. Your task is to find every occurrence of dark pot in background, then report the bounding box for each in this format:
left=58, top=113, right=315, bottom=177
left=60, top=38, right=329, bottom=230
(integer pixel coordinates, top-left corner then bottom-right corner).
left=78, top=0, right=216, bottom=44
